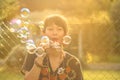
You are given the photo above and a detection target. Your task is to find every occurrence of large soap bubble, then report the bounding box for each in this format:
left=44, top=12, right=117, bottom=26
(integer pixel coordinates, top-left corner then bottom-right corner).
left=20, top=8, right=30, bottom=18
left=63, top=35, right=71, bottom=45
left=40, top=36, right=50, bottom=46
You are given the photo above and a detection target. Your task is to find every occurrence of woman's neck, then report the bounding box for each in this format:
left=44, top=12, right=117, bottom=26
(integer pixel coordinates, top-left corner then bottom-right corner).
left=47, top=49, right=65, bottom=72
left=46, top=48, right=65, bottom=58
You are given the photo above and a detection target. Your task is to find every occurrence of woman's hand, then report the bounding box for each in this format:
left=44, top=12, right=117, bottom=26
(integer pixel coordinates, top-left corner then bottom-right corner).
left=34, top=53, right=46, bottom=67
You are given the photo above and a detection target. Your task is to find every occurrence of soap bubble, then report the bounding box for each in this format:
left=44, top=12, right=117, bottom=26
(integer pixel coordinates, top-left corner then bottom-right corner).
left=40, top=36, right=50, bottom=46
left=20, top=8, right=30, bottom=18
left=26, top=39, right=35, bottom=45
left=26, top=39, right=36, bottom=54
left=63, top=35, right=71, bottom=45
left=50, top=41, right=61, bottom=49
left=38, top=21, right=44, bottom=31
left=17, top=27, right=30, bottom=39
left=21, top=21, right=29, bottom=27
left=9, top=18, right=21, bottom=32
left=35, top=47, right=45, bottom=56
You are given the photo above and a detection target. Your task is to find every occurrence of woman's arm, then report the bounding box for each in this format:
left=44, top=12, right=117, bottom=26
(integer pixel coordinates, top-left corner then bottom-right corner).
left=24, top=63, right=41, bottom=80
left=74, top=60, right=83, bottom=80
left=70, top=57, right=83, bottom=80
left=21, top=53, right=37, bottom=75
left=24, top=53, right=46, bottom=80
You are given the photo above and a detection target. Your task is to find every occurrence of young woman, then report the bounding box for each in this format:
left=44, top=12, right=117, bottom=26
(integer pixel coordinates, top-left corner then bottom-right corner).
left=24, top=14, right=83, bottom=80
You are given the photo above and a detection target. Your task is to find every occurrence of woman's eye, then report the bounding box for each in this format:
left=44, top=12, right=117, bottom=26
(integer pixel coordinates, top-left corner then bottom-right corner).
left=48, top=28, right=53, bottom=31
left=58, top=28, right=63, bottom=31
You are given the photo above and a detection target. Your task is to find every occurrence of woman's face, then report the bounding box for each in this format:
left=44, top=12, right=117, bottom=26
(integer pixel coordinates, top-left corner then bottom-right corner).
left=44, top=23, right=65, bottom=44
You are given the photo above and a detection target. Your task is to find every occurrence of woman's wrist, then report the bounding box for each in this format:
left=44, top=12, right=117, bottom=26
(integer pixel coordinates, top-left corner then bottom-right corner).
left=34, top=60, right=43, bottom=68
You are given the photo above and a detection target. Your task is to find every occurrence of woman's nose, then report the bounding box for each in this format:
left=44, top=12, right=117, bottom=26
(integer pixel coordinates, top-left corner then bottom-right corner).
left=53, top=29, right=58, bottom=35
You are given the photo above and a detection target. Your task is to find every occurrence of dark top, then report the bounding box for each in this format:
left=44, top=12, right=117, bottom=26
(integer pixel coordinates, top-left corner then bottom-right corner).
left=21, top=52, right=83, bottom=80
left=39, top=52, right=83, bottom=80
left=21, top=53, right=37, bottom=74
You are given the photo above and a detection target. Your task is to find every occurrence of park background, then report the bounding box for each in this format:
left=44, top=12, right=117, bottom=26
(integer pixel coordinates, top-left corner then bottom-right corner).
left=0, top=0, right=120, bottom=80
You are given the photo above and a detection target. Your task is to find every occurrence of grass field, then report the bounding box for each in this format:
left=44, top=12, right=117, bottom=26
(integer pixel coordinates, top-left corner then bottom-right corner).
left=0, top=66, right=24, bottom=80
left=0, top=67, right=120, bottom=80
left=83, top=70, right=120, bottom=80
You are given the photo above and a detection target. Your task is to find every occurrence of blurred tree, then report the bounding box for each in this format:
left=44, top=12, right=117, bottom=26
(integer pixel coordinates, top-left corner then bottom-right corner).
left=0, top=0, right=21, bottom=59
left=0, top=22, right=20, bottom=59
left=20, top=0, right=112, bottom=19
left=1, top=0, right=119, bottom=63
left=20, top=0, right=118, bottom=61
left=109, top=0, right=120, bottom=54
left=0, top=0, right=20, bottom=21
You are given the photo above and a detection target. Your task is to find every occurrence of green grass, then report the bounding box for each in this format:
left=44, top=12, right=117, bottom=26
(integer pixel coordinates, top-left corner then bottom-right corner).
left=83, top=70, right=120, bottom=80
left=0, top=67, right=24, bottom=80
left=0, top=67, right=120, bottom=80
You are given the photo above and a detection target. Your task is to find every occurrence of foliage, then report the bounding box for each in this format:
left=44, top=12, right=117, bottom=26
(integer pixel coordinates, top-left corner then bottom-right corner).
left=0, top=22, right=20, bottom=59
left=83, top=70, right=120, bottom=80
left=5, top=44, right=26, bottom=70
left=109, top=0, right=120, bottom=54
left=0, top=68, right=120, bottom=80
left=1, top=0, right=120, bottom=63
left=0, top=0, right=20, bottom=21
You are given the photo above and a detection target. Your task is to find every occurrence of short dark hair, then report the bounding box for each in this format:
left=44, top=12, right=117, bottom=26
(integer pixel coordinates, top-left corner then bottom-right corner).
left=43, top=14, right=68, bottom=34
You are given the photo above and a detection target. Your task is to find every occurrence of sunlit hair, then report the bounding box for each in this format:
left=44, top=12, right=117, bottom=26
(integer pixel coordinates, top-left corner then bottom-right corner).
left=43, top=14, right=68, bottom=34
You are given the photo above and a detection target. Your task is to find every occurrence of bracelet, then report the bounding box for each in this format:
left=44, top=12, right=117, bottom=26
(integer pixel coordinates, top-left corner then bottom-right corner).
left=34, top=60, right=43, bottom=68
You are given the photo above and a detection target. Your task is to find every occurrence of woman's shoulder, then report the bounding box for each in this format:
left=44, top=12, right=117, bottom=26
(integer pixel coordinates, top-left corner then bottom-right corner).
left=65, top=51, right=80, bottom=63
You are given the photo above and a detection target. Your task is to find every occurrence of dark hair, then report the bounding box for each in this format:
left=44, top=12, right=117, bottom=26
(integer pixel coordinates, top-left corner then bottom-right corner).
left=43, top=14, right=68, bottom=34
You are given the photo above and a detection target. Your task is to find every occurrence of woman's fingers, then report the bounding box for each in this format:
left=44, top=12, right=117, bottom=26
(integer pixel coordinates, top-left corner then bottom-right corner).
left=35, top=53, right=47, bottom=66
